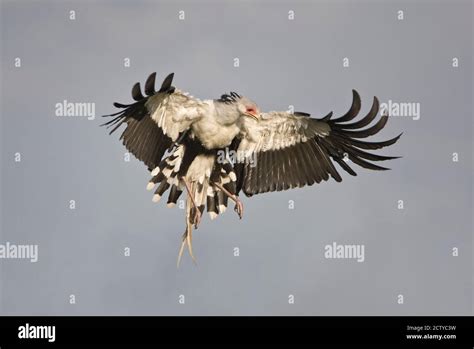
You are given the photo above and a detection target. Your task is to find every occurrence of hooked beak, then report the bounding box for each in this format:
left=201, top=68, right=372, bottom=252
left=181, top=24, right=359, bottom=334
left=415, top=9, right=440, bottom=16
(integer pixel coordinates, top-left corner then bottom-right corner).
left=244, top=111, right=260, bottom=120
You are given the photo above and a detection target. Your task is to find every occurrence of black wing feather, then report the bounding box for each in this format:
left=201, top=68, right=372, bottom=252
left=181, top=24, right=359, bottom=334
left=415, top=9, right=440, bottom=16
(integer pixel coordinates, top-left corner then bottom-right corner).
left=101, top=73, right=175, bottom=170
left=233, top=90, right=401, bottom=196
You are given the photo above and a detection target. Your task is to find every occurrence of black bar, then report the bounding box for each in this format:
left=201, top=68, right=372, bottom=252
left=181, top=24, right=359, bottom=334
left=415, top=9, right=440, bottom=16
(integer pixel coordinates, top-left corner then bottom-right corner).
left=0, top=316, right=473, bottom=346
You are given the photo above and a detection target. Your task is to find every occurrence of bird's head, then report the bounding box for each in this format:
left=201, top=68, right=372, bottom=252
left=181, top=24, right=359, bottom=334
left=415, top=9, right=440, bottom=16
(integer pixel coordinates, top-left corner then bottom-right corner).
left=237, top=96, right=260, bottom=121
left=216, top=92, right=260, bottom=125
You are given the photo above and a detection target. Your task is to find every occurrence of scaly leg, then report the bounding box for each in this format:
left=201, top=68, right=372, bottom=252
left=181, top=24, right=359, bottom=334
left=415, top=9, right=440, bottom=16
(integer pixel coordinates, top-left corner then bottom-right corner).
left=215, top=182, right=243, bottom=219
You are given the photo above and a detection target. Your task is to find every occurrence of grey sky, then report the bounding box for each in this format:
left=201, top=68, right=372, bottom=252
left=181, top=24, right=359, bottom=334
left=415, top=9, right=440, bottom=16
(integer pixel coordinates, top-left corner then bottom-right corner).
left=0, top=0, right=472, bottom=315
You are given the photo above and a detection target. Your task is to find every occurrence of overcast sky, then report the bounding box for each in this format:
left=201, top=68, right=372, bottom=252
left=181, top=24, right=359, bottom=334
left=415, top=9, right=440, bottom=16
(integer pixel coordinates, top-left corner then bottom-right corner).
left=0, top=0, right=472, bottom=315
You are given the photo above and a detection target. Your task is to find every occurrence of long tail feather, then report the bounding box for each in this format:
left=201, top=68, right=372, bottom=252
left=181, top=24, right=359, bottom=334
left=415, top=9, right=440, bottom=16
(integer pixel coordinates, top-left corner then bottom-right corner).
left=177, top=193, right=196, bottom=267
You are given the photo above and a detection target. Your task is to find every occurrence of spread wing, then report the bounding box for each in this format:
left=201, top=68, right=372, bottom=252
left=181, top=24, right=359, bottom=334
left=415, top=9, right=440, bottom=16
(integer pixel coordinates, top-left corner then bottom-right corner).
left=233, top=90, right=402, bottom=196
left=101, top=72, right=208, bottom=170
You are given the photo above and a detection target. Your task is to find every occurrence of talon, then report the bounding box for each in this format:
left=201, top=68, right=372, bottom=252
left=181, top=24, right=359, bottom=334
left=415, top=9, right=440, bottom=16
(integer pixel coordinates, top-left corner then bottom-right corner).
left=194, top=210, right=201, bottom=229
left=234, top=199, right=244, bottom=219
left=215, top=183, right=244, bottom=219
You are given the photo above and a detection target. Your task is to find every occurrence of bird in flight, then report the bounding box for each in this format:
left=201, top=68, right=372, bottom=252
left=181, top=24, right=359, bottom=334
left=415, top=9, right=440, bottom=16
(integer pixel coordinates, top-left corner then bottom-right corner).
left=102, top=72, right=401, bottom=266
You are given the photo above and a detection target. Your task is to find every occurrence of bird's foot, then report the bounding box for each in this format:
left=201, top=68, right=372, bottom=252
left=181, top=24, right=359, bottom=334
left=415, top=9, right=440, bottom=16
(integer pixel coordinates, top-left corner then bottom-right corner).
left=193, top=209, right=201, bottom=229
left=214, top=182, right=243, bottom=219
left=234, top=197, right=244, bottom=219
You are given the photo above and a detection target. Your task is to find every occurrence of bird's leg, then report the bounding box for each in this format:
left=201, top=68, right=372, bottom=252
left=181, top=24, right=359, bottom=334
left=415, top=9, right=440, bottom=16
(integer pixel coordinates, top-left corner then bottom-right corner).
left=214, top=183, right=243, bottom=219
left=182, top=178, right=201, bottom=229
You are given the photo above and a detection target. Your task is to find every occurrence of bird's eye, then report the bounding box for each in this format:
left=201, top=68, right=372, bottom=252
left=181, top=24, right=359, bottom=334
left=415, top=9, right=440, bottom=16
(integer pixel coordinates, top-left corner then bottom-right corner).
left=246, top=107, right=255, bottom=113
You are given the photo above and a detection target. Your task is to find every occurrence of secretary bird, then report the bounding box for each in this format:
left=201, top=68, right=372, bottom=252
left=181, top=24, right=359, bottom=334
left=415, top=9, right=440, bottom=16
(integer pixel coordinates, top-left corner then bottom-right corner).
left=102, top=72, right=401, bottom=266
